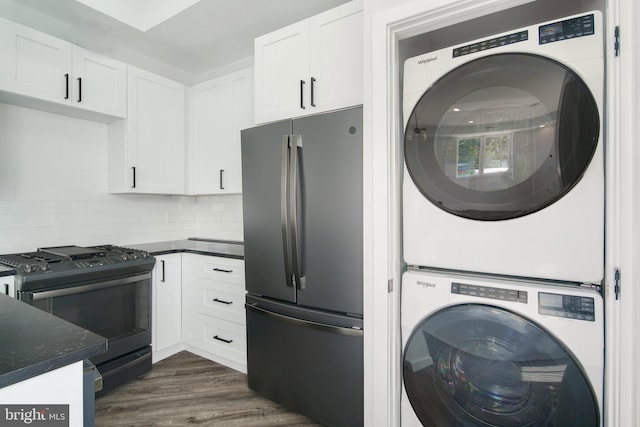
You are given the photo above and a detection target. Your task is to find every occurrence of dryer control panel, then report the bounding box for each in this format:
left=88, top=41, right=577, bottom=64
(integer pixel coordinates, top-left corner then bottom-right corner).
left=539, top=13, right=595, bottom=44
left=451, top=282, right=528, bottom=303
left=538, top=292, right=596, bottom=321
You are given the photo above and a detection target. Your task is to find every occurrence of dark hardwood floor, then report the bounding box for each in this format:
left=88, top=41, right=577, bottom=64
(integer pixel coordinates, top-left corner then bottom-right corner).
left=95, top=351, right=323, bottom=426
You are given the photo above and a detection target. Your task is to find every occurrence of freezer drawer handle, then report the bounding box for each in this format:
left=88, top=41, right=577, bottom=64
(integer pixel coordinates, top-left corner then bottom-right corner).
left=246, top=303, right=363, bottom=337
left=213, top=298, right=232, bottom=305
left=213, top=267, right=233, bottom=273
left=213, top=335, right=233, bottom=344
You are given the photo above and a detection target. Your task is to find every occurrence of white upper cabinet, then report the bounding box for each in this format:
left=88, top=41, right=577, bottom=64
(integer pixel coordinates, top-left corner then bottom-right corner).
left=108, top=66, right=186, bottom=194
left=0, top=17, right=126, bottom=119
left=0, top=18, right=71, bottom=104
left=71, top=46, right=126, bottom=117
left=307, top=2, right=363, bottom=114
left=188, top=68, right=253, bottom=195
left=254, top=0, right=363, bottom=124
left=254, top=21, right=309, bottom=123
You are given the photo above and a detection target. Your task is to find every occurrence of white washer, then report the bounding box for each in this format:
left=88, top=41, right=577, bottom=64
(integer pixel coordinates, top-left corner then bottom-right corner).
left=402, top=12, right=604, bottom=283
left=401, top=269, right=604, bottom=427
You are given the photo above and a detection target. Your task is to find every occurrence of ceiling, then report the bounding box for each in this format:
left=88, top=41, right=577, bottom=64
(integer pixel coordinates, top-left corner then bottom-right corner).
left=0, top=0, right=350, bottom=83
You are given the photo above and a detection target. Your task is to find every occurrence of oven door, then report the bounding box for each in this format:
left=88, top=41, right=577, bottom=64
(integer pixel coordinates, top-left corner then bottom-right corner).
left=21, top=273, right=151, bottom=366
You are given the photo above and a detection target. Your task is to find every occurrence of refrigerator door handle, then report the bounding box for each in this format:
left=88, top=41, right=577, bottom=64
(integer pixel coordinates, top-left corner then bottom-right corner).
left=289, top=134, right=305, bottom=290
left=281, top=135, right=294, bottom=288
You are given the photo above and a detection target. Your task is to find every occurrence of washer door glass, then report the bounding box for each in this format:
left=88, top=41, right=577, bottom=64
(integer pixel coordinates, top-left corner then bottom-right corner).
left=403, top=304, right=599, bottom=427
left=404, top=53, right=599, bottom=220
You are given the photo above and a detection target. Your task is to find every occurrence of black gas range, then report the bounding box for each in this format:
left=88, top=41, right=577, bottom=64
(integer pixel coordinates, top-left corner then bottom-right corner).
left=0, top=244, right=155, bottom=292
left=0, top=244, right=156, bottom=395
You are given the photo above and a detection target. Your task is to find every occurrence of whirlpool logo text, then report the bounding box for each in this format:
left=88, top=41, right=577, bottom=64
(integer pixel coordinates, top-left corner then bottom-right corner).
left=417, top=56, right=437, bottom=65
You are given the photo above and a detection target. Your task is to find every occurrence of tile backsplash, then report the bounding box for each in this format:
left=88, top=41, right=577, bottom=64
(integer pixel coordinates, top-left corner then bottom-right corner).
left=0, top=103, right=243, bottom=254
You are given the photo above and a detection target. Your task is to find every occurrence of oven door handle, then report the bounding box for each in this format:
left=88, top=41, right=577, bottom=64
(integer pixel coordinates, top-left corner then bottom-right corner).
left=30, top=273, right=150, bottom=301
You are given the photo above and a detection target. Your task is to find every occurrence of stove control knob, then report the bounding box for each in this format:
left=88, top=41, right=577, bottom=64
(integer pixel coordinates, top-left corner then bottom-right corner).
left=23, top=264, right=33, bottom=273
left=39, top=263, right=48, bottom=271
left=120, top=254, right=129, bottom=261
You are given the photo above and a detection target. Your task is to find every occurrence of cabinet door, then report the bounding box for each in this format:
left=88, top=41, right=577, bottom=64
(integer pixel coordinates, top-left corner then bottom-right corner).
left=0, top=17, right=71, bottom=104
left=308, top=0, right=363, bottom=114
left=127, top=66, right=186, bottom=194
left=190, top=68, right=253, bottom=194
left=71, top=46, right=126, bottom=117
left=153, top=254, right=182, bottom=353
left=254, top=20, right=309, bottom=124
left=1, top=275, right=15, bottom=298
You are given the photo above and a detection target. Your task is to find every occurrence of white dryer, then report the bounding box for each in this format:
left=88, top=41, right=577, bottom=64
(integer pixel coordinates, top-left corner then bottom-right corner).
left=401, top=269, right=604, bottom=427
left=402, top=12, right=604, bottom=283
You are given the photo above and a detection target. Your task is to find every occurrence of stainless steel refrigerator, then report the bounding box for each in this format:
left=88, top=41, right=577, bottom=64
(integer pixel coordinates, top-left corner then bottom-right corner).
left=241, top=106, right=363, bottom=427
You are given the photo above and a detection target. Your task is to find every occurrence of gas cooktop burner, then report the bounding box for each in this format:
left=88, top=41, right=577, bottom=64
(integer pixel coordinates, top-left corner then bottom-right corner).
left=0, top=244, right=151, bottom=274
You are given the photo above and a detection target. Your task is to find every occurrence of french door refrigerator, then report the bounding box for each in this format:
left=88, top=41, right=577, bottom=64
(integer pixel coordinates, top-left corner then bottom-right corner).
left=241, top=106, right=363, bottom=427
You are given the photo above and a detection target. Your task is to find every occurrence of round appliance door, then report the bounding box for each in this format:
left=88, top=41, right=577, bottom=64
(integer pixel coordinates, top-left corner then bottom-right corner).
left=403, top=304, right=599, bottom=427
left=404, top=53, right=599, bottom=220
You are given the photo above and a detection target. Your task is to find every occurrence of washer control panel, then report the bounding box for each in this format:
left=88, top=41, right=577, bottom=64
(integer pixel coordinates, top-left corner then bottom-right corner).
left=451, top=282, right=528, bottom=303
left=539, top=13, right=595, bottom=44
left=538, top=292, right=595, bottom=321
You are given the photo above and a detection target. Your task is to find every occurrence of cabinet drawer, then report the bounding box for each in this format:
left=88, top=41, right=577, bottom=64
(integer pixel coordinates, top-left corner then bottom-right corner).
left=198, top=315, right=246, bottom=362
left=194, top=257, right=244, bottom=285
left=199, top=281, right=245, bottom=324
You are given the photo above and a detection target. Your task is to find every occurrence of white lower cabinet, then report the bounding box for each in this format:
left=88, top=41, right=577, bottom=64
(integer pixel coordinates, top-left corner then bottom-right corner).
left=1, top=275, right=15, bottom=298
left=151, top=254, right=182, bottom=363
left=181, top=253, right=247, bottom=373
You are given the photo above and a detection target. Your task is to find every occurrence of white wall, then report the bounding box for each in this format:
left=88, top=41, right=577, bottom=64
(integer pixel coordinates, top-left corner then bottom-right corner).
left=0, top=103, right=243, bottom=253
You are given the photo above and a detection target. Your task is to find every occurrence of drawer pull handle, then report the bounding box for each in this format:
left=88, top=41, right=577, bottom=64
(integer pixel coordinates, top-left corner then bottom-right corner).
left=213, top=268, right=233, bottom=273
left=213, top=335, right=233, bottom=344
left=213, top=298, right=232, bottom=305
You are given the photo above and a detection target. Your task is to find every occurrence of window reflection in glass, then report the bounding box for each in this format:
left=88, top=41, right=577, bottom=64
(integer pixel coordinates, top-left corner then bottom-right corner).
left=437, top=86, right=553, bottom=192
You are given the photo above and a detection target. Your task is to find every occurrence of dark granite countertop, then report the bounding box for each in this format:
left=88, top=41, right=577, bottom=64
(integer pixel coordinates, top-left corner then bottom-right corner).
left=127, top=238, right=244, bottom=259
left=0, top=294, right=107, bottom=389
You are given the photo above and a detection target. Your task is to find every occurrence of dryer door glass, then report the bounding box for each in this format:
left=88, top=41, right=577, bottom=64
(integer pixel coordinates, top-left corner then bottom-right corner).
left=404, top=53, right=599, bottom=220
left=403, top=304, right=599, bottom=427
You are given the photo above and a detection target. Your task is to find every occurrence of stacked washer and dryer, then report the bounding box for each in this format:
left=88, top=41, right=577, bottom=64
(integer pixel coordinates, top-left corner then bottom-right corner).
left=401, top=11, right=605, bottom=427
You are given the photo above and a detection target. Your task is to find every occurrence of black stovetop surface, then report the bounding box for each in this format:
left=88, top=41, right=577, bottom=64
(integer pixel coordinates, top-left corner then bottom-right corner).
left=0, top=244, right=153, bottom=277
